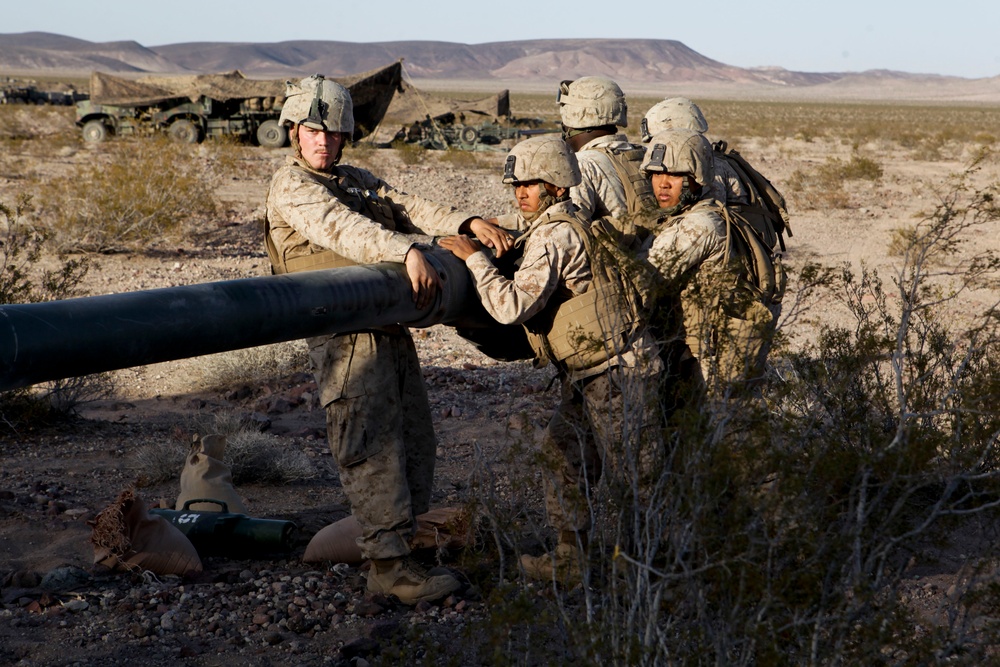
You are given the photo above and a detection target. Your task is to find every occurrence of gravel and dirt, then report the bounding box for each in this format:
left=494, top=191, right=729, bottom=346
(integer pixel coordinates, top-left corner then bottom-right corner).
left=1, top=101, right=1000, bottom=665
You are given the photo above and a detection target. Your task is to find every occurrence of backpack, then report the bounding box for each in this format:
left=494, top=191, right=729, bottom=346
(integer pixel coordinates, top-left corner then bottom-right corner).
left=592, top=142, right=659, bottom=218
left=713, top=140, right=792, bottom=252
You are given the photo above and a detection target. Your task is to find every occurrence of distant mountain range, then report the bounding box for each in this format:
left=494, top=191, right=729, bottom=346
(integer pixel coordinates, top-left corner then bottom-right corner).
left=2, top=32, right=998, bottom=102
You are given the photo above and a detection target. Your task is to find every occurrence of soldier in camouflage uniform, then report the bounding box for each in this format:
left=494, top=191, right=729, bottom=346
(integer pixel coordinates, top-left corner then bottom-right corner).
left=264, top=75, right=513, bottom=605
left=439, top=135, right=663, bottom=583
left=641, top=97, right=747, bottom=207
left=639, top=128, right=730, bottom=388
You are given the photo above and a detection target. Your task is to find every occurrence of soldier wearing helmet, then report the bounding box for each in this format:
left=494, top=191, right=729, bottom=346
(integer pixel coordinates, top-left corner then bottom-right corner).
left=441, top=135, right=664, bottom=584
left=641, top=97, right=748, bottom=207
left=640, top=128, right=730, bottom=389
left=264, top=75, right=510, bottom=605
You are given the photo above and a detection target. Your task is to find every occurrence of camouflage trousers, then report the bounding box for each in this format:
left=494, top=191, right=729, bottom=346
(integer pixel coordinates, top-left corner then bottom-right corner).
left=541, top=364, right=666, bottom=534
left=312, top=329, right=437, bottom=561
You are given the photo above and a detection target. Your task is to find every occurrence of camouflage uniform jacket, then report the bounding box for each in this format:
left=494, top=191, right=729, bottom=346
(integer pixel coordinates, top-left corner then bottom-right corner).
left=644, top=197, right=728, bottom=280
left=572, top=133, right=632, bottom=221
left=643, top=197, right=730, bottom=368
left=265, top=156, right=473, bottom=268
left=465, top=200, right=660, bottom=380
left=465, top=200, right=592, bottom=326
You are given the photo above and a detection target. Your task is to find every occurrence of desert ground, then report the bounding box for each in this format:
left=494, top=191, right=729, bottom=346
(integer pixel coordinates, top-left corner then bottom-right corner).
left=1, top=89, right=1000, bottom=665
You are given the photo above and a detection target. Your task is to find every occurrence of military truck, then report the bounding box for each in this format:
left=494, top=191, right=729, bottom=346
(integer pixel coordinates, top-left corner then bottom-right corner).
left=76, top=62, right=402, bottom=146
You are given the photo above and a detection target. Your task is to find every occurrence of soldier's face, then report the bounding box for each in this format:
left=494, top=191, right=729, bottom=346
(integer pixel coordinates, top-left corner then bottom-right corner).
left=650, top=172, right=688, bottom=209
left=513, top=181, right=544, bottom=214
left=298, top=125, right=345, bottom=171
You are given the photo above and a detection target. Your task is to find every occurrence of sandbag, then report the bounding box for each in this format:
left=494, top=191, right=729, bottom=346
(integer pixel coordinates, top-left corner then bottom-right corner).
left=303, top=507, right=476, bottom=564
left=90, top=488, right=202, bottom=576
left=176, top=434, right=248, bottom=514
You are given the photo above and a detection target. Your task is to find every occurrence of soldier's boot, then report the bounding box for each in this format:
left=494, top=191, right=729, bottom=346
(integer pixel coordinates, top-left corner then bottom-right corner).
left=520, top=538, right=584, bottom=585
left=367, top=556, right=461, bottom=605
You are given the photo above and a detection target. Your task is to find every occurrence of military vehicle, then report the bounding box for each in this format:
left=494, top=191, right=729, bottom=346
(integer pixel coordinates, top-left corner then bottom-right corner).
left=389, top=86, right=552, bottom=151
left=75, top=62, right=403, bottom=146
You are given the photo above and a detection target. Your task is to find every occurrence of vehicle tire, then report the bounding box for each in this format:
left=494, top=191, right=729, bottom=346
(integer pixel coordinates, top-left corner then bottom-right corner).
left=168, top=119, right=201, bottom=144
left=459, top=126, right=479, bottom=145
left=256, top=119, right=288, bottom=148
left=81, top=119, right=110, bottom=143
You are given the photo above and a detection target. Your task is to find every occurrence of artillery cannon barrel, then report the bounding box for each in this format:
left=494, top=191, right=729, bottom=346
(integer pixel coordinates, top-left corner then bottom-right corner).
left=0, top=251, right=490, bottom=392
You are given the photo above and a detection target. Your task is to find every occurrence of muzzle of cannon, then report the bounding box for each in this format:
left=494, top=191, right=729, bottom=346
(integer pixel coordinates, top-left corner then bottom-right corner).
left=0, top=250, right=528, bottom=392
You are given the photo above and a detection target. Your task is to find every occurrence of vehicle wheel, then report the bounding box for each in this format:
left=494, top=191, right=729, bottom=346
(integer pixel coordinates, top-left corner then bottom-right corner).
left=459, top=126, right=479, bottom=145
left=256, top=119, right=288, bottom=148
left=81, top=119, right=110, bottom=143
left=168, top=119, right=201, bottom=144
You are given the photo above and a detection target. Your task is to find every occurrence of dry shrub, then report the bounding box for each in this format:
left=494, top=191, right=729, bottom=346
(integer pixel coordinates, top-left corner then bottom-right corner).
left=37, top=136, right=218, bottom=252
left=786, top=153, right=883, bottom=210
left=204, top=409, right=316, bottom=485
left=448, top=164, right=1000, bottom=666
left=393, top=140, right=427, bottom=165
left=436, top=147, right=492, bottom=169
left=0, top=195, right=114, bottom=426
left=199, top=341, right=307, bottom=390
left=133, top=409, right=317, bottom=486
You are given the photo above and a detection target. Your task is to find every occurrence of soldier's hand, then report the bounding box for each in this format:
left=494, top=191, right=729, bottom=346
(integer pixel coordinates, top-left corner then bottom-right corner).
left=464, top=217, right=515, bottom=257
left=404, top=247, right=441, bottom=310
left=438, top=235, right=480, bottom=261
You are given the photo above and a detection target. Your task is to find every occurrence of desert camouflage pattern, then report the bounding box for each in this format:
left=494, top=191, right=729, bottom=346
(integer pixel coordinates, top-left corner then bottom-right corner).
left=266, top=156, right=469, bottom=273
left=558, top=76, right=628, bottom=129
left=573, top=133, right=634, bottom=220
left=644, top=199, right=730, bottom=375
left=640, top=128, right=716, bottom=191
left=279, top=75, right=354, bottom=133
left=503, top=134, right=581, bottom=188
left=465, top=200, right=592, bottom=326
left=713, top=158, right=749, bottom=205
left=640, top=96, right=709, bottom=139
left=541, top=364, right=665, bottom=533
left=463, top=200, right=664, bottom=535
left=266, top=156, right=474, bottom=560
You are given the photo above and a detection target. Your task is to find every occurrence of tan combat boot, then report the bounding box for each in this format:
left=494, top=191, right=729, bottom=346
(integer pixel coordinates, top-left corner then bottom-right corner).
left=520, top=542, right=584, bottom=585
left=367, top=556, right=461, bottom=605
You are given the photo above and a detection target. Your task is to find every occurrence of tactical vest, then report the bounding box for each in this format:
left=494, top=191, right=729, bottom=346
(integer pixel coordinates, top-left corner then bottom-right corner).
left=713, top=140, right=792, bottom=252
left=591, top=142, right=659, bottom=218
left=264, top=165, right=402, bottom=275
left=519, top=213, right=642, bottom=374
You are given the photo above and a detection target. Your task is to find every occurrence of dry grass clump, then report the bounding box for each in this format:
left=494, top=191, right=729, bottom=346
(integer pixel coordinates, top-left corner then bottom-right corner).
left=198, top=341, right=308, bottom=390
left=785, top=153, right=884, bottom=209
left=134, top=409, right=317, bottom=486
left=34, top=136, right=219, bottom=252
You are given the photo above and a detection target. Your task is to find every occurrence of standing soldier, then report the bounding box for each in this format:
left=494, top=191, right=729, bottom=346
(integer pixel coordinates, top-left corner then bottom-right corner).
left=557, top=76, right=657, bottom=224
left=264, top=75, right=512, bottom=605
left=439, top=135, right=663, bottom=583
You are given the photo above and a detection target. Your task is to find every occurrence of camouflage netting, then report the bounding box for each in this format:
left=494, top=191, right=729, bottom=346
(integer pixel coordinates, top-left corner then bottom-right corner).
left=90, top=70, right=284, bottom=107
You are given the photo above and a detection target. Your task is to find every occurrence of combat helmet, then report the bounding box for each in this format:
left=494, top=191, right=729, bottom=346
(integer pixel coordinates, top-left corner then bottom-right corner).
left=640, top=97, right=708, bottom=143
left=503, top=135, right=582, bottom=188
left=640, top=128, right=715, bottom=190
left=557, top=76, right=628, bottom=130
left=279, top=75, right=354, bottom=134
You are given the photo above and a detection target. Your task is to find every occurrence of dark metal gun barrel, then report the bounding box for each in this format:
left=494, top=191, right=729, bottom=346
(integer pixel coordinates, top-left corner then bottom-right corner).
left=0, top=251, right=490, bottom=392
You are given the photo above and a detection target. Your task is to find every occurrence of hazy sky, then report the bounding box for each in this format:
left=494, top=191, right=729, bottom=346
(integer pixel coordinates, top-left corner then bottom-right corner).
left=6, top=0, right=999, bottom=79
